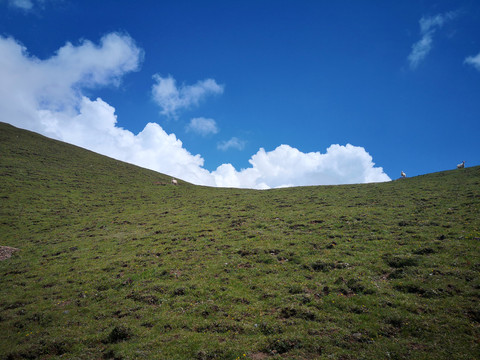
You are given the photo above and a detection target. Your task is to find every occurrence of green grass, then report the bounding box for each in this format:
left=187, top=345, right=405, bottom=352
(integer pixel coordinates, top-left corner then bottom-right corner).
left=1, top=122, right=479, bottom=359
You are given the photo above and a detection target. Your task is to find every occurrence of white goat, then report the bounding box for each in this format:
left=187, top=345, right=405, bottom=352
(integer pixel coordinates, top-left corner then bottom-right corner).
left=171, top=178, right=178, bottom=185
left=401, top=171, right=406, bottom=178
left=457, top=161, right=465, bottom=169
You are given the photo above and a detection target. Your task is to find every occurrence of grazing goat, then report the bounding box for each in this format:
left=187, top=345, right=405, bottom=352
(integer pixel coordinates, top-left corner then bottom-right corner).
left=457, top=161, right=465, bottom=169
left=171, top=178, right=178, bottom=185
left=401, top=171, right=406, bottom=178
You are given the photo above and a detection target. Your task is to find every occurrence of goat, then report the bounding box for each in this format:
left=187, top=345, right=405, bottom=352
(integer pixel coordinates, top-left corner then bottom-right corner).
left=171, top=178, right=178, bottom=185
left=457, top=161, right=465, bottom=169
left=401, top=171, right=406, bottom=178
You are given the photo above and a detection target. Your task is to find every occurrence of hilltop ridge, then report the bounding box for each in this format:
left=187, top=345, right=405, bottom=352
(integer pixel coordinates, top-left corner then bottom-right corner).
left=0, top=122, right=182, bottom=187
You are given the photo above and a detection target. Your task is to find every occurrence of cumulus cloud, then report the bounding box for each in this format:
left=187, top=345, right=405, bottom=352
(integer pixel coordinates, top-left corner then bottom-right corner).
left=0, top=32, right=143, bottom=131
left=217, top=137, right=246, bottom=151
left=152, top=75, right=224, bottom=117
left=0, top=33, right=390, bottom=189
left=212, top=144, right=390, bottom=189
left=465, top=52, right=480, bottom=71
left=186, top=117, right=219, bottom=136
left=39, top=97, right=211, bottom=184
left=408, top=12, right=456, bottom=69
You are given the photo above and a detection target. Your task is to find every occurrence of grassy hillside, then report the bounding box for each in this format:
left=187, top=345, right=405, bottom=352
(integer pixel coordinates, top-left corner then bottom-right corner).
left=0, top=122, right=479, bottom=360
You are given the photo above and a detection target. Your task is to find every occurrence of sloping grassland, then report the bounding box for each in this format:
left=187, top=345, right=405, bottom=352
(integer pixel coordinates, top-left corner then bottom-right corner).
left=0, top=122, right=479, bottom=359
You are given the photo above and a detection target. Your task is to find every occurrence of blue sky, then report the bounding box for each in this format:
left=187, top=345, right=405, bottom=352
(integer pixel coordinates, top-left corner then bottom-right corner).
left=1, top=0, right=479, bottom=188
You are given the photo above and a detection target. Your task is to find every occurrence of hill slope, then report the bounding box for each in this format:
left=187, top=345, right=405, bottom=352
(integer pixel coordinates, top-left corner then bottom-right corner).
left=1, top=122, right=479, bottom=359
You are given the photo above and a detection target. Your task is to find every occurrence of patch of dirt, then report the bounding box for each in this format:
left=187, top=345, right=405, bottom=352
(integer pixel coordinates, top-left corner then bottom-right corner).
left=250, top=352, right=269, bottom=360
left=0, top=246, right=20, bottom=261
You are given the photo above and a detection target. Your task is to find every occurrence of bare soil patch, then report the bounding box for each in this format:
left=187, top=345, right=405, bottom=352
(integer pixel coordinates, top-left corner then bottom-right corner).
left=0, top=246, right=20, bottom=261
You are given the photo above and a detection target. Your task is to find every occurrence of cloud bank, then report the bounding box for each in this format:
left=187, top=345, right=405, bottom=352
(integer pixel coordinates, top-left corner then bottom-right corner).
left=212, top=144, right=390, bottom=189
left=0, top=33, right=390, bottom=189
left=408, top=12, right=456, bottom=69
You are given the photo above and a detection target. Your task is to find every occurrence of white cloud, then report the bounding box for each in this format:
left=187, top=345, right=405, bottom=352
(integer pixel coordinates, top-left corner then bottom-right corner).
left=408, top=34, right=433, bottom=69
left=0, top=32, right=142, bottom=132
left=9, top=0, right=34, bottom=10
left=213, top=144, right=390, bottom=189
left=152, top=74, right=224, bottom=117
left=39, top=97, right=211, bottom=184
left=217, top=137, right=246, bottom=151
left=186, top=117, right=219, bottom=136
left=7, top=0, right=53, bottom=11
left=419, top=13, right=455, bottom=34
left=465, top=52, right=480, bottom=71
left=0, top=33, right=390, bottom=189
left=408, top=12, right=456, bottom=69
